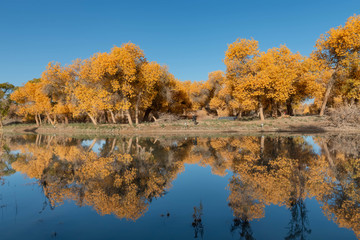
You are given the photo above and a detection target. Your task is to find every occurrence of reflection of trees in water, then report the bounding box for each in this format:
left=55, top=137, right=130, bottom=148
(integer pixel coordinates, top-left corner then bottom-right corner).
left=9, top=136, right=190, bottom=220
left=231, top=218, right=255, bottom=240
left=192, top=202, right=204, bottom=239
left=313, top=134, right=360, bottom=238
left=2, top=134, right=360, bottom=237
left=228, top=177, right=258, bottom=240
left=285, top=199, right=311, bottom=240
left=228, top=137, right=317, bottom=240
left=0, top=144, right=17, bottom=182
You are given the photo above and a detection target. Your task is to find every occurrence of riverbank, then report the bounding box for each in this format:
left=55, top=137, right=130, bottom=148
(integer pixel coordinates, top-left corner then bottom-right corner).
left=2, top=115, right=358, bottom=136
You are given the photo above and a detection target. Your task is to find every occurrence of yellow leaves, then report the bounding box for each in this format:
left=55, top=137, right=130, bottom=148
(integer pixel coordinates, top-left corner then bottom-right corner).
left=73, top=83, right=111, bottom=117
left=10, top=80, right=52, bottom=117
left=235, top=45, right=303, bottom=103
left=12, top=41, right=188, bottom=125
left=76, top=153, right=114, bottom=180
left=315, top=14, right=360, bottom=64
left=312, top=14, right=360, bottom=106
left=110, top=43, right=145, bottom=84
left=225, top=38, right=259, bottom=67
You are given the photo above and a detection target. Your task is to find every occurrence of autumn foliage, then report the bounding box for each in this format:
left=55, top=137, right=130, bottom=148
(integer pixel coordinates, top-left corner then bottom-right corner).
left=11, top=43, right=191, bottom=126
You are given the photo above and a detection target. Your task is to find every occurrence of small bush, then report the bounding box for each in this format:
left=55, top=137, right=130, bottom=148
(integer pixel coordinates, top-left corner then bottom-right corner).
left=157, top=113, right=180, bottom=122
left=328, top=105, right=360, bottom=127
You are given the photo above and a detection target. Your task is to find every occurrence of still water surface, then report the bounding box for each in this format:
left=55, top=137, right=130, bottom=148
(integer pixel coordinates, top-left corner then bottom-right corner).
left=0, top=134, right=359, bottom=239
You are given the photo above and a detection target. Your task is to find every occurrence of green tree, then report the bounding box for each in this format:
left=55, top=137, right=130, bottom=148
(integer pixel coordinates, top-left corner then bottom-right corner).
left=0, top=83, right=15, bottom=127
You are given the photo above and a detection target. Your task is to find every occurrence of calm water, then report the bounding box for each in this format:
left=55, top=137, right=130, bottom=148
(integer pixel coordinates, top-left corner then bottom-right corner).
left=0, top=134, right=359, bottom=240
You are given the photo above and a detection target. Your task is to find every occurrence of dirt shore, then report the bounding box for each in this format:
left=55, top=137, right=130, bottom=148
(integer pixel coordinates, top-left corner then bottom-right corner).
left=2, top=116, right=359, bottom=136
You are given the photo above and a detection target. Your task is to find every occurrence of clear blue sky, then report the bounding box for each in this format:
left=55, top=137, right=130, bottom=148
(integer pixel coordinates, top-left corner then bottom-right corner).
left=0, top=0, right=359, bottom=86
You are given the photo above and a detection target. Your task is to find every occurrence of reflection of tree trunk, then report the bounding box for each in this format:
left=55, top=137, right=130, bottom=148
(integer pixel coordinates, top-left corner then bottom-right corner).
left=109, top=110, right=116, bottom=124
left=47, top=136, right=54, bottom=148
left=0, top=118, right=3, bottom=128
left=127, top=138, right=133, bottom=153
left=260, top=136, right=265, bottom=155
left=36, top=134, right=42, bottom=146
left=320, top=71, right=337, bottom=116
left=136, top=137, right=139, bottom=155
left=87, top=113, right=97, bottom=125
left=35, top=134, right=40, bottom=146
left=121, top=139, right=125, bottom=153
left=109, top=138, right=117, bottom=155
left=87, top=138, right=97, bottom=152
left=259, top=102, right=265, bottom=121
left=322, top=142, right=335, bottom=168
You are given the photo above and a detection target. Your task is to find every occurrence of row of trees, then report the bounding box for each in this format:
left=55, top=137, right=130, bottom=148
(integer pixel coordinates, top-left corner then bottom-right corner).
left=189, top=14, right=360, bottom=120
left=10, top=43, right=191, bottom=126
left=7, top=14, right=360, bottom=124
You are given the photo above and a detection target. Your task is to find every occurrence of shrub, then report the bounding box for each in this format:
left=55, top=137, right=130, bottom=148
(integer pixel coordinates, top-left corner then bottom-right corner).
left=328, top=105, right=360, bottom=127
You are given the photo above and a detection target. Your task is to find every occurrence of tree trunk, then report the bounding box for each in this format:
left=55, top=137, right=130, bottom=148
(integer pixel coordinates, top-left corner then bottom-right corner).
left=135, top=105, right=139, bottom=125
left=125, top=109, right=133, bottom=126
left=109, top=110, right=116, bottom=124
left=46, top=113, right=56, bottom=126
left=286, top=100, right=294, bottom=116
left=35, top=114, right=40, bottom=126
left=103, top=110, right=110, bottom=124
left=64, top=115, right=69, bottom=125
left=135, top=95, right=141, bottom=125
left=38, top=114, right=42, bottom=125
left=273, top=102, right=278, bottom=118
left=142, top=108, right=152, bottom=122
left=259, top=103, right=265, bottom=121
left=87, top=113, right=98, bottom=125
left=320, top=71, right=337, bottom=116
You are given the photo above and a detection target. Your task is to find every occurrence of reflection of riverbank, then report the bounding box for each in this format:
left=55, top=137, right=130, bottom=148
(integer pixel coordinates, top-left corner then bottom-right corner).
left=1, top=134, right=360, bottom=238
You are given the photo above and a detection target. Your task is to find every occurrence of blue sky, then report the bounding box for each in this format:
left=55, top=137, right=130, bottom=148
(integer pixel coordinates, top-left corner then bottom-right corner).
left=0, top=0, right=359, bottom=86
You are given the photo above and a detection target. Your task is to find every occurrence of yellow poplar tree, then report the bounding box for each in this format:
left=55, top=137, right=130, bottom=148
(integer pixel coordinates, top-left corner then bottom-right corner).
left=314, top=14, right=360, bottom=115
left=10, top=79, right=52, bottom=126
